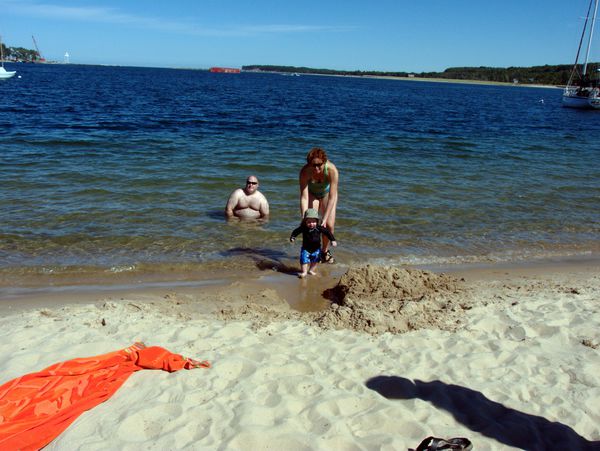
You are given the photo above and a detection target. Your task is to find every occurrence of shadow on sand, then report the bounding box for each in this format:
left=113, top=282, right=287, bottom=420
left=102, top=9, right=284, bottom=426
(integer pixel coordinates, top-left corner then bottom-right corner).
left=222, top=247, right=298, bottom=276
left=365, top=376, right=599, bottom=451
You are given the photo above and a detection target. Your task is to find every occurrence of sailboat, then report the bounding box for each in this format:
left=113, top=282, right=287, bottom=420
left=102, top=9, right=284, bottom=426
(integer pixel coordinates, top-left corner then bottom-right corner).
left=563, top=0, right=600, bottom=108
left=0, top=34, right=16, bottom=80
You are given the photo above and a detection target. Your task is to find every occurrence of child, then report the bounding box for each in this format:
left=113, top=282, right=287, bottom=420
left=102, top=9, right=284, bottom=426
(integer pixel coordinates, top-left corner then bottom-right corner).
left=290, top=208, right=337, bottom=278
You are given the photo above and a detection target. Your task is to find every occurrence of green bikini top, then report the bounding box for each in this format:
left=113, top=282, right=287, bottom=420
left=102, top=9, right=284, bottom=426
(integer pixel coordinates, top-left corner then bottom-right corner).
left=308, top=162, right=330, bottom=198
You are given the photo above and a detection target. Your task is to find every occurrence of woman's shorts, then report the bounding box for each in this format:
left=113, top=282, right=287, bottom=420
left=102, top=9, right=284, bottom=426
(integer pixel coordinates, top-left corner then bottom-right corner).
left=300, top=248, right=321, bottom=264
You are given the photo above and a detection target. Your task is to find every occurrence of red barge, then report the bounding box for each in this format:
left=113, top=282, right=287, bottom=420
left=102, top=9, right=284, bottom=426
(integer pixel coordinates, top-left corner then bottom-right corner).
left=209, top=67, right=241, bottom=73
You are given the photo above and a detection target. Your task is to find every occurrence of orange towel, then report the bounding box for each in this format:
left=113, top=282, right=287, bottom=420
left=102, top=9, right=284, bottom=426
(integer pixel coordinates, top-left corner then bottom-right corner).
left=0, top=342, right=209, bottom=451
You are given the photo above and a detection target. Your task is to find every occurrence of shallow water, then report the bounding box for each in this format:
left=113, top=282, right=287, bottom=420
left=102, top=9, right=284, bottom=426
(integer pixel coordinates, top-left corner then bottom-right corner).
left=1, top=64, right=599, bottom=285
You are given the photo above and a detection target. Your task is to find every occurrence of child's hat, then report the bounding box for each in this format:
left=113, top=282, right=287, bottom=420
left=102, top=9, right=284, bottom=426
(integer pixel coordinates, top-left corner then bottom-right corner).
left=303, top=208, right=320, bottom=220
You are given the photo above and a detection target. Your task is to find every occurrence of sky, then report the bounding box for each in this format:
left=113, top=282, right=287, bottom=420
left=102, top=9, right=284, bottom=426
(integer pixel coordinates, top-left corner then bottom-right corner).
left=0, top=0, right=598, bottom=72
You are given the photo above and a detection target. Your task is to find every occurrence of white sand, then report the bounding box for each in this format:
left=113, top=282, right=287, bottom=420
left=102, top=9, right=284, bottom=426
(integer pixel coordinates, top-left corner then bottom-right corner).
left=1, top=265, right=599, bottom=450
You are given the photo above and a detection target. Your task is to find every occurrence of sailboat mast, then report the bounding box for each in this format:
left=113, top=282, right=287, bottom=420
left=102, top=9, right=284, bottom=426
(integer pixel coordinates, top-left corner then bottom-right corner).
left=583, top=0, right=599, bottom=76
left=0, top=35, right=6, bottom=69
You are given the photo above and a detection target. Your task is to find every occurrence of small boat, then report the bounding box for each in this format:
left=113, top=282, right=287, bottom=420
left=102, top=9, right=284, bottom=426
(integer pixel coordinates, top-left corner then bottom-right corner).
left=563, top=0, right=600, bottom=109
left=0, top=35, right=16, bottom=80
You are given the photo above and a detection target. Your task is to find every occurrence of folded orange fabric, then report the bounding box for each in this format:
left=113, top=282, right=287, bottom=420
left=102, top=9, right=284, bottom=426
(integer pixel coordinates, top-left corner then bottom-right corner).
left=0, top=342, right=210, bottom=451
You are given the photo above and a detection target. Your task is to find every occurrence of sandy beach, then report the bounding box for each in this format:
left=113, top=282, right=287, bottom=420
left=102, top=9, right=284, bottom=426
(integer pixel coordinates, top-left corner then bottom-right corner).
left=1, top=261, right=599, bottom=450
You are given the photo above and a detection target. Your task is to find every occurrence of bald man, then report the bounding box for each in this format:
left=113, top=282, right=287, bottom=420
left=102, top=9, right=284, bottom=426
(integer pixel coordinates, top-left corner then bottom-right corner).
left=225, top=175, right=269, bottom=219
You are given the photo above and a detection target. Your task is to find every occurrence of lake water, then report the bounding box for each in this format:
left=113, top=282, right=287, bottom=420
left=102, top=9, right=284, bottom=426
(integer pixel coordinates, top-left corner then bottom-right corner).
left=1, top=63, right=599, bottom=286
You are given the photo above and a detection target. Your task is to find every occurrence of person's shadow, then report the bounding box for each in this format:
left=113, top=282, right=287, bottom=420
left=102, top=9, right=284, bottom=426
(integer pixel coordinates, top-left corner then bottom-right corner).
left=222, top=247, right=298, bottom=275
left=366, top=376, right=599, bottom=451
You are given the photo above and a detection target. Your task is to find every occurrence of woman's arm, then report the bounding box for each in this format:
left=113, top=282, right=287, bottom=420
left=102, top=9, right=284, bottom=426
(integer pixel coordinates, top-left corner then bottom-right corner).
left=299, top=165, right=310, bottom=218
left=321, top=162, right=338, bottom=227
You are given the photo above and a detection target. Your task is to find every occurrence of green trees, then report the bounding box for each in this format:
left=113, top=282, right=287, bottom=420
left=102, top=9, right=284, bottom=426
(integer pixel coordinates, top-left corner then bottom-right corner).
left=2, top=44, right=41, bottom=62
left=439, top=65, right=575, bottom=85
left=241, top=64, right=591, bottom=86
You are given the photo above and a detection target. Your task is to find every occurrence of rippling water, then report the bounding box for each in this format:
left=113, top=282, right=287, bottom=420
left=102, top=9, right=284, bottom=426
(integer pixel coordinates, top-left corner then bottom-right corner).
left=1, top=64, right=599, bottom=283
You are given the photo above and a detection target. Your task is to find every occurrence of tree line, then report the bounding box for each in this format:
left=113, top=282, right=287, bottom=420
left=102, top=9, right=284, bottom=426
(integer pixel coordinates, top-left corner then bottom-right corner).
left=1, top=44, right=40, bottom=62
left=242, top=64, right=598, bottom=86
left=1, top=43, right=594, bottom=85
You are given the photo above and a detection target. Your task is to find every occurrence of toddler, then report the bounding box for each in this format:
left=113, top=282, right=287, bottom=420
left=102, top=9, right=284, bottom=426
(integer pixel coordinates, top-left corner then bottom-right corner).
left=290, top=208, right=337, bottom=278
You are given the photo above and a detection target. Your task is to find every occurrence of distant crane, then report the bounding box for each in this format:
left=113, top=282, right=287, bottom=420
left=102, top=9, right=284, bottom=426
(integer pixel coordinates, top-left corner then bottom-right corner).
left=31, top=35, right=45, bottom=62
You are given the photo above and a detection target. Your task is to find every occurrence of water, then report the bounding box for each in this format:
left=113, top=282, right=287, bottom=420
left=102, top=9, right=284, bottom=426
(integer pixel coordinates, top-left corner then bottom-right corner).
left=1, top=63, right=599, bottom=286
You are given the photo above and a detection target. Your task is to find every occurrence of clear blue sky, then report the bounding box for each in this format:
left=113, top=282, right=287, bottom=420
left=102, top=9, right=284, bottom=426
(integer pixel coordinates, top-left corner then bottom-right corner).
left=0, top=0, right=597, bottom=72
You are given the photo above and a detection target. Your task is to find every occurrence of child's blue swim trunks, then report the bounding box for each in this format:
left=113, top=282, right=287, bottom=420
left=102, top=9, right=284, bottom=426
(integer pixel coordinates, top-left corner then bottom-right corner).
left=300, top=248, right=321, bottom=264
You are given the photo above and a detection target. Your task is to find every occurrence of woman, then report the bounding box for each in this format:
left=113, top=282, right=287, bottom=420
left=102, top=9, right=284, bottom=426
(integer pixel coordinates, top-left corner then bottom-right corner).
left=299, top=147, right=339, bottom=263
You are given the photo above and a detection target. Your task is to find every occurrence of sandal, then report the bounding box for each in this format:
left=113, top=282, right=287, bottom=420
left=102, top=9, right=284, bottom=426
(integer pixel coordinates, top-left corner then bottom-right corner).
left=321, top=249, right=335, bottom=264
left=415, top=436, right=472, bottom=451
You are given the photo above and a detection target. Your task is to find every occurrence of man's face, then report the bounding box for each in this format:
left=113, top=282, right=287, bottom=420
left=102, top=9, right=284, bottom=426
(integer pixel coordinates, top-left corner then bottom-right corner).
left=245, top=177, right=258, bottom=194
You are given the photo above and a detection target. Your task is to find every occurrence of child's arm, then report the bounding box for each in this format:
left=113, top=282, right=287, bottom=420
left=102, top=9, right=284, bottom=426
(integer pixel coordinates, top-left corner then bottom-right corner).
left=290, top=226, right=303, bottom=242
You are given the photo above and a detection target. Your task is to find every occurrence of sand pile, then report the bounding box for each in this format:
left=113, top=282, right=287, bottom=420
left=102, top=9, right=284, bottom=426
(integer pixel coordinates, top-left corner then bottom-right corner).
left=211, top=265, right=471, bottom=335
left=312, top=265, right=469, bottom=334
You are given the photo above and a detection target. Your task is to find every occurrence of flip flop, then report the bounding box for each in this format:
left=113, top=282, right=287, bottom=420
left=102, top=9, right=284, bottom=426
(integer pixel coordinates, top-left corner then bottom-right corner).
left=415, top=436, right=473, bottom=451
left=321, top=249, right=335, bottom=264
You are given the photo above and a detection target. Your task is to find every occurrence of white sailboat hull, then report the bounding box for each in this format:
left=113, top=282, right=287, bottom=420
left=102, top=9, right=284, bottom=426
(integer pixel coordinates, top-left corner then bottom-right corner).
left=562, top=94, right=600, bottom=109
left=0, top=66, right=16, bottom=79
left=562, top=87, right=600, bottom=109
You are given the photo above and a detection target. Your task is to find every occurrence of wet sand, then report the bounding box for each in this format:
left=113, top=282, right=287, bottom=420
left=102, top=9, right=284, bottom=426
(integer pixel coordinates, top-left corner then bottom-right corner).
left=1, top=259, right=599, bottom=449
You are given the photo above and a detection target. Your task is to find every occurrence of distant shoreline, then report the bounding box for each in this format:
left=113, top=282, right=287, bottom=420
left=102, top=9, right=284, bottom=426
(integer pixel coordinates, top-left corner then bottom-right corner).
left=376, top=75, right=560, bottom=89
left=307, top=72, right=561, bottom=89
left=9, top=61, right=562, bottom=88
left=243, top=63, right=572, bottom=88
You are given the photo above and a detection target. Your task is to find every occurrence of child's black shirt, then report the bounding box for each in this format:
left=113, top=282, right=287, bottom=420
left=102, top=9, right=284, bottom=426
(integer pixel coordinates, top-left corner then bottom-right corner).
left=290, top=224, right=336, bottom=253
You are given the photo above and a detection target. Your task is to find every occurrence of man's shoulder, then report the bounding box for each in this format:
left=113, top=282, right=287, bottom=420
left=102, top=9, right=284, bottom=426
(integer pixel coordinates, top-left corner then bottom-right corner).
left=254, top=190, right=268, bottom=200
left=230, top=188, right=245, bottom=197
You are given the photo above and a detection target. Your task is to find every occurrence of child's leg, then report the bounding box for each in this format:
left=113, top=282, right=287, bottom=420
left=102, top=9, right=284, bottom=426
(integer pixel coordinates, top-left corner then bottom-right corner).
left=308, top=262, right=318, bottom=275
left=298, top=263, right=308, bottom=278
left=298, top=249, right=309, bottom=278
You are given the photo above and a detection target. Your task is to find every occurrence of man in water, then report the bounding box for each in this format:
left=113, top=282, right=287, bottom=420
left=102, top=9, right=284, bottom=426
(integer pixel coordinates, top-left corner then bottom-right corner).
left=225, top=175, right=270, bottom=219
